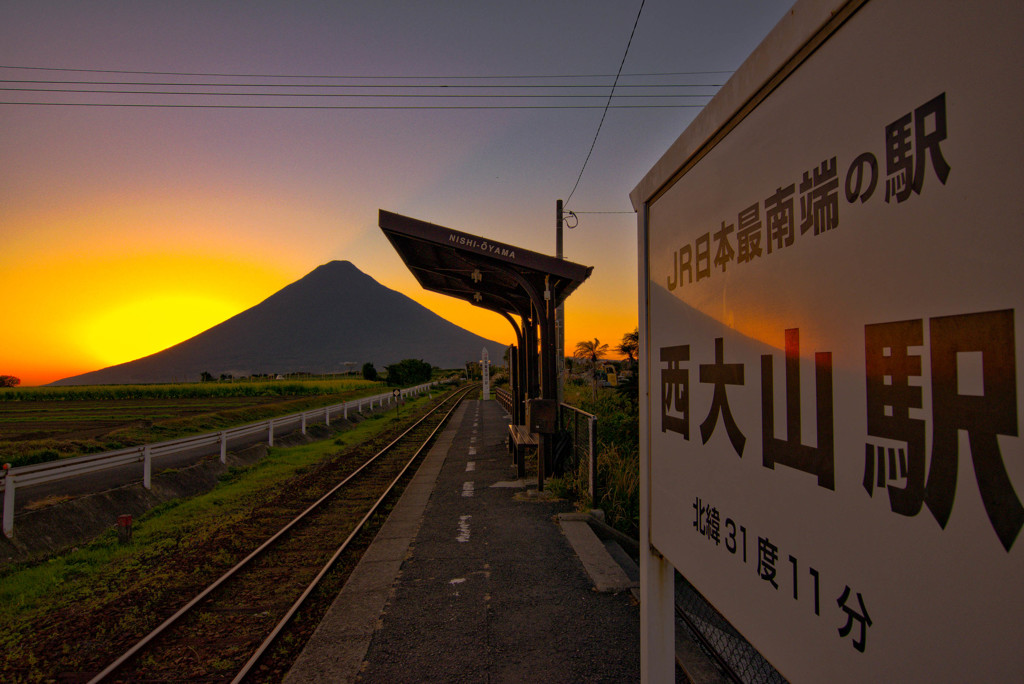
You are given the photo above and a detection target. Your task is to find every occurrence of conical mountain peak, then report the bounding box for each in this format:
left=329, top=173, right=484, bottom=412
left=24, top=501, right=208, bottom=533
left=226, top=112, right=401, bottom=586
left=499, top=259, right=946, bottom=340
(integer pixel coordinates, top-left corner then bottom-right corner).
left=52, top=262, right=503, bottom=385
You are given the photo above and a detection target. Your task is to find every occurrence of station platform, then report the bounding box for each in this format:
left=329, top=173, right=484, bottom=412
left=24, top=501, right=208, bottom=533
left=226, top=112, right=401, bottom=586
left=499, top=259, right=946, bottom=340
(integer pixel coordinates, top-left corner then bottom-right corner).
left=284, top=398, right=641, bottom=683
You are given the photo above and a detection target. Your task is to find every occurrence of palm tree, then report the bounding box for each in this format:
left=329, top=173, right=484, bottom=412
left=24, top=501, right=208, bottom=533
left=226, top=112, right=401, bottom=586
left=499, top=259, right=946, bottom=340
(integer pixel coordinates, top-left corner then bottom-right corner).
left=574, top=338, right=610, bottom=400
left=616, top=327, right=639, bottom=367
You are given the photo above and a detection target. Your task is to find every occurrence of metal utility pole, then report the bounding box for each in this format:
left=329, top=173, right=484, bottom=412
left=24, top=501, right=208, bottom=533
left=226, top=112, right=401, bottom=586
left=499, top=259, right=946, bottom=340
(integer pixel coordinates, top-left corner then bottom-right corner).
left=555, top=199, right=565, bottom=405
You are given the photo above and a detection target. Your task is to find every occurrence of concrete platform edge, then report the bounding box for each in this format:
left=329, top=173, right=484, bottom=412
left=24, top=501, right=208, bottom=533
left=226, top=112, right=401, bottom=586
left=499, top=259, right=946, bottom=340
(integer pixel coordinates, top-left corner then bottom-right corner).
left=282, top=404, right=465, bottom=684
left=556, top=513, right=638, bottom=593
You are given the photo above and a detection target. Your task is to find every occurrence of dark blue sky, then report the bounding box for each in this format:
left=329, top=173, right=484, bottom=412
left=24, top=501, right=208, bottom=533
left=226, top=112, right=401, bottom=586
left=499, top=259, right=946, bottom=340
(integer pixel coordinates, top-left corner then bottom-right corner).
left=0, top=0, right=793, bottom=383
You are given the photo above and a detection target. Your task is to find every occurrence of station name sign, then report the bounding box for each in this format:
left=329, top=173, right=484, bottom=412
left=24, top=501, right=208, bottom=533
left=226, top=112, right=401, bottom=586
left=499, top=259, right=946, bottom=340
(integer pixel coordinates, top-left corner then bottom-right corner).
left=637, top=1, right=1023, bottom=681
left=447, top=232, right=517, bottom=261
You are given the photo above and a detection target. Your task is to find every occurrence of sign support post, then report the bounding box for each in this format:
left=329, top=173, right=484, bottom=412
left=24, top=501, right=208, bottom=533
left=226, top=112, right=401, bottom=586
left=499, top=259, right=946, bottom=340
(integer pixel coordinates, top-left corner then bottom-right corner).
left=638, top=201, right=676, bottom=682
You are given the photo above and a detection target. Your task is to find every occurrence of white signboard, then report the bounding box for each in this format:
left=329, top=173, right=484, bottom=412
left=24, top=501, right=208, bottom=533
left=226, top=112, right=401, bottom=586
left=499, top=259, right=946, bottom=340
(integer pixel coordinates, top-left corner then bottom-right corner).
left=637, top=0, right=1023, bottom=680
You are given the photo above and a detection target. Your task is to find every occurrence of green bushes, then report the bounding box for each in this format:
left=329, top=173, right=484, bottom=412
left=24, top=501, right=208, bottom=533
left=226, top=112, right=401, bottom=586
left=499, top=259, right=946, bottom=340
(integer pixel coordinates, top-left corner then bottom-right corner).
left=362, top=363, right=378, bottom=381
left=560, top=384, right=640, bottom=538
left=7, top=449, right=60, bottom=468
left=594, top=443, right=640, bottom=536
left=384, top=359, right=432, bottom=386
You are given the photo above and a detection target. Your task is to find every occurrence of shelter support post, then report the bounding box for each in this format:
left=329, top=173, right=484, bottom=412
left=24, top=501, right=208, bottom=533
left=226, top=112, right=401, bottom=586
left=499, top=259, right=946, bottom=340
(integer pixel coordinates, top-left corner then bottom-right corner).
left=538, top=276, right=560, bottom=488
left=508, top=345, right=519, bottom=423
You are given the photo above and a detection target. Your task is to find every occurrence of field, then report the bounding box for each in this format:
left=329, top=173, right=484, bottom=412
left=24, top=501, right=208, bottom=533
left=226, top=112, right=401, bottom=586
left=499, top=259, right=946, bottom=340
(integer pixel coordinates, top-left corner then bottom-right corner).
left=0, top=378, right=386, bottom=467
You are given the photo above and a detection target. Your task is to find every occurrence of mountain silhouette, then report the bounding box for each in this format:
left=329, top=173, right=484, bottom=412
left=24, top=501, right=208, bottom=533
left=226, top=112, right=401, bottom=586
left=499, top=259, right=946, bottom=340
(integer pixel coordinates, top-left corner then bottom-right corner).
left=52, top=261, right=505, bottom=385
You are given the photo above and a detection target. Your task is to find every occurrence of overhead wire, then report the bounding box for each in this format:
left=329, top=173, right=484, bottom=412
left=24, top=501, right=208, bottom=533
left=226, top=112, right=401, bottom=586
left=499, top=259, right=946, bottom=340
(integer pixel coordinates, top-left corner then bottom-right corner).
left=0, top=80, right=722, bottom=88
left=0, top=87, right=715, bottom=100
left=564, top=0, right=646, bottom=208
left=0, top=102, right=705, bottom=110
left=0, top=56, right=720, bottom=209
left=0, top=59, right=724, bottom=110
left=0, top=64, right=733, bottom=79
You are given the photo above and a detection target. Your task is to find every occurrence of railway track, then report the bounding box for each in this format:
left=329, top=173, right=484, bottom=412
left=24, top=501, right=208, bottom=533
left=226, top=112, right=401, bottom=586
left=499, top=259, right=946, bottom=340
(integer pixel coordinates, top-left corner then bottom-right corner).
left=85, top=384, right=476, bottom=683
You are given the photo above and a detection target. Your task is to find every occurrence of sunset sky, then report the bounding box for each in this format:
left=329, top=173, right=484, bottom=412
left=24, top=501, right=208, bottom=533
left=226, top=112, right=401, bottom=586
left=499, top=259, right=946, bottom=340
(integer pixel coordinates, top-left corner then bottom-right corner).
left=1, top=1, right=793, bottom=386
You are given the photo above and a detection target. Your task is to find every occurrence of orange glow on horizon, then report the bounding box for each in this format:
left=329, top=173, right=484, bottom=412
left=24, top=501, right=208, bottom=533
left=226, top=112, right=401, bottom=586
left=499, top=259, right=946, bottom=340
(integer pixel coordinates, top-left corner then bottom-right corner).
left=78, top=293, right=247, bottom=367
left=3, top=252, right=292, bottom=386
left=5, top=251, right=640, bottom=387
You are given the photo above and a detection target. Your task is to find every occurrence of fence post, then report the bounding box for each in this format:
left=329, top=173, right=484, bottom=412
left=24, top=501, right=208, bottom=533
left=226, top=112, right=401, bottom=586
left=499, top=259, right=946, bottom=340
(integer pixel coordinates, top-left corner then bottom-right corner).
left=588, top=416, right=597, bottom=505
left=220, top=432, right=227, bottom=464
left=2, top=472, right=14, bottom=539
left=301, top=412, right=307, bottom=435
left=326, top=408, right=331, bottom=427
left=143, top=446, right=152, bottom=490
left=268, top=420, right=275, bottom=447
left=572, top=411, right=580, bottom=469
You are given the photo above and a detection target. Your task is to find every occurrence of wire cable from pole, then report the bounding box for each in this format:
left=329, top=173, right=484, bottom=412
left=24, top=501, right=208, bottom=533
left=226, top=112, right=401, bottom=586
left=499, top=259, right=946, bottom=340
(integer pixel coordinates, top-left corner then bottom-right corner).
left=565, top=0, right=646, bottom=209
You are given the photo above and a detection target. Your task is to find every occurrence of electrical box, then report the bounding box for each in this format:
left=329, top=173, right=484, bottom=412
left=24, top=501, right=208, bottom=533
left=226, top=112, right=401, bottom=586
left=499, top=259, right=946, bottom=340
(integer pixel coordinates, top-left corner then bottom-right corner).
left=526, top=398, right=558, bottom=434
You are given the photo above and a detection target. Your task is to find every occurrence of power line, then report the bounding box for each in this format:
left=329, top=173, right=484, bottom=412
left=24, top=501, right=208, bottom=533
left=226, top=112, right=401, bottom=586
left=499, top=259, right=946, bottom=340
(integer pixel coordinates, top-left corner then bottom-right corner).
left=0, top=101, right=706, bottom=110
left=0, top=72, right=722, bottom=108
left=0, top=60, right=725, bottom=109
left=0, top=79, right=724, bottom=89
left=565, top=0, right=646, bottom=208
left=0, top=64, right=734, bottom=80
left=0, top=87, right=716, bottom=100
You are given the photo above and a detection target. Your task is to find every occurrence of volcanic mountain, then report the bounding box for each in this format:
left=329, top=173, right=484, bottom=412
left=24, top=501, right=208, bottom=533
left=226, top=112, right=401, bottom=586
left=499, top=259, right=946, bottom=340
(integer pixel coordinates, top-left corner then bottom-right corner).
left=52, top=261, right=505, bottom=385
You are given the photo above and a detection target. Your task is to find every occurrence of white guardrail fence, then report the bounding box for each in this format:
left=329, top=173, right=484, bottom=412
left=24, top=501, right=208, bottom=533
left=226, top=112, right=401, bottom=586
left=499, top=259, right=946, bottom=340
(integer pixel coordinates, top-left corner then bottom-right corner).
left=0, top=382, right=438, bottom=538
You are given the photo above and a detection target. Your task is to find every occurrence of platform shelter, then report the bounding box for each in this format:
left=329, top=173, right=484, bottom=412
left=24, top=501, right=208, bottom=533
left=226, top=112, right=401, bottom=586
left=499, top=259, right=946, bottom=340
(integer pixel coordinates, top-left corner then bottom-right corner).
left=378, top=209, right=592, bottom=488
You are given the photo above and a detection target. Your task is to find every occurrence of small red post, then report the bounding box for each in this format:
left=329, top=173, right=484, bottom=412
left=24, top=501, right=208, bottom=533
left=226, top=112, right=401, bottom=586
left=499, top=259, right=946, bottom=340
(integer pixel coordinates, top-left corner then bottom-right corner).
left=117, top=514, right=133, bottom=545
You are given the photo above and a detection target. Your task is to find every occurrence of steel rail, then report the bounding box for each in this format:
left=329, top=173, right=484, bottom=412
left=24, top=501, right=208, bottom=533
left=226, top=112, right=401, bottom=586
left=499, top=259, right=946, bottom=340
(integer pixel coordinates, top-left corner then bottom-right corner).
left=232, top=385, right=473, bottom=681
left=86, top=385, right=474, bottom=684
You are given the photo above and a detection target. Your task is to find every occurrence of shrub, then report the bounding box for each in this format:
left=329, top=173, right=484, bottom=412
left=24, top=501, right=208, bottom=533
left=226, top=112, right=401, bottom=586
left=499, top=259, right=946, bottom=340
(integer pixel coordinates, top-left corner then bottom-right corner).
left=8, top=449, right=61, bottom=468
left=384, top=359, right=432, bottom=386
left=595, top=443, right=640, bottom=537
left=362, top=363, right=377, bottom=381
left=560, top=384, right=640, bottom=538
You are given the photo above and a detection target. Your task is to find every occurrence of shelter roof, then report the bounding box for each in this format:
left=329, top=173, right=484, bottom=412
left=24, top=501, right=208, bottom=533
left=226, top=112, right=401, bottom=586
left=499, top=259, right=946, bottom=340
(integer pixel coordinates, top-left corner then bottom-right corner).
left=379, top=210, right=592, bottom=319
